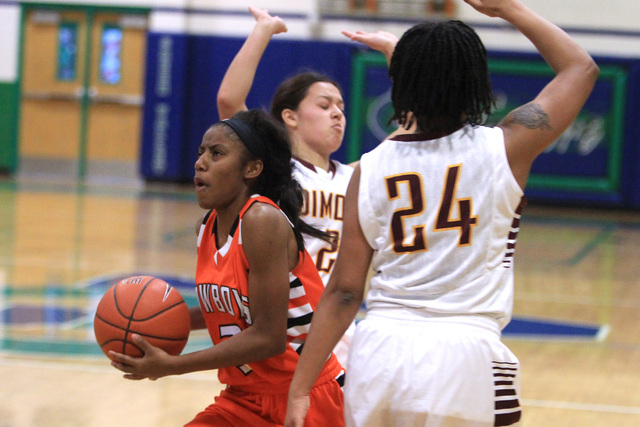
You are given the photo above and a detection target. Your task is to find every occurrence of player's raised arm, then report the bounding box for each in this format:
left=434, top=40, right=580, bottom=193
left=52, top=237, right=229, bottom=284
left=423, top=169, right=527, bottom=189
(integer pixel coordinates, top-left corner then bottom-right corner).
left=341, top=30, right=399, bottom=65
left=216, top=6, right=287, bottom=120
left=465, top=0, right=599, bottom=188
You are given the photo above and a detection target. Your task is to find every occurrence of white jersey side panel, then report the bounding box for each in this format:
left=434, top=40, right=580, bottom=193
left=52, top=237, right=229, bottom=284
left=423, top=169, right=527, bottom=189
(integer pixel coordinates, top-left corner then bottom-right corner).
left=294, top=159, right=354, bottom=286
left=358, top=126, right=524, bottom=328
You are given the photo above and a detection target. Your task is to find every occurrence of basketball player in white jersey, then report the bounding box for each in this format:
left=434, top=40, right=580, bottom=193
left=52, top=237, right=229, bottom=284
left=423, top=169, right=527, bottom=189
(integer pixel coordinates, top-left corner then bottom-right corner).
left=286, top=0, right=599, bottom=426
left=216, top=7, right=355, bottom=366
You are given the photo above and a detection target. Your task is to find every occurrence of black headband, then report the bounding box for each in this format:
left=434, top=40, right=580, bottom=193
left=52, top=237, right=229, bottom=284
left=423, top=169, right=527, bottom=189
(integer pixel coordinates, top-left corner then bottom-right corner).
left=221, top=118, right=267, bottom=160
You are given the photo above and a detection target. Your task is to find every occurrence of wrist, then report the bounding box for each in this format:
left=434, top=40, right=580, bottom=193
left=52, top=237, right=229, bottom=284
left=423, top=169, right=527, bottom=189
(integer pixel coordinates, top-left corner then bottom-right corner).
left=494, top=0, right=529, bottom=23
left=253, top=21, right=275, bottom=38
left=255, top=20, right=281, bottom=37
left=166, top=354, right=186, bottom=376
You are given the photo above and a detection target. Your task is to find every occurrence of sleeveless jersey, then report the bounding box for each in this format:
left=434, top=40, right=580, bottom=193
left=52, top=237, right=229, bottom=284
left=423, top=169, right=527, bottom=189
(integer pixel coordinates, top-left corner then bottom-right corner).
left=195, top=195, right=340, bottom=391
left=358, top=126, right=525, bottom=329
left=293, top=158, right=354, bottom=286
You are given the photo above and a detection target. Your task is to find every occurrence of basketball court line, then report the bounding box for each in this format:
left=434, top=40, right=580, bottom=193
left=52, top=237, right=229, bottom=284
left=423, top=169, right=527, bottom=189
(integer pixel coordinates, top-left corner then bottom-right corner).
left=1, top=355, right=639, bottom=417
left=562, top=224, right=615, bottom=266
left=521, top=398, right=640, bottom=416
left=502, top=316, right=608, bottom=341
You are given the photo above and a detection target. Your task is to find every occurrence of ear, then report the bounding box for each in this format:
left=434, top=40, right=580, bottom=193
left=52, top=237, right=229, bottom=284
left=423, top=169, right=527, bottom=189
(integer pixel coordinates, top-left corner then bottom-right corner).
left=244, top=159, right=263, bottom=180
left=281, top=108, right=298, bottom=129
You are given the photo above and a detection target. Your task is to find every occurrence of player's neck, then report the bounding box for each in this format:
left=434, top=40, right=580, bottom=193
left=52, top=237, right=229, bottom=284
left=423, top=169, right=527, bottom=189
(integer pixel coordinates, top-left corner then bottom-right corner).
left=214, top=196, right=250, bottom=245
left=292, top=145, right=331, bottom=172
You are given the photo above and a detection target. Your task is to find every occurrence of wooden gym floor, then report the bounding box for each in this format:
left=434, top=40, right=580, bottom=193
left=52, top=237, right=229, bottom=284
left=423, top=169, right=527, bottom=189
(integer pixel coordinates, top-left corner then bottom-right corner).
left=1, top=173, right=640, bottom=426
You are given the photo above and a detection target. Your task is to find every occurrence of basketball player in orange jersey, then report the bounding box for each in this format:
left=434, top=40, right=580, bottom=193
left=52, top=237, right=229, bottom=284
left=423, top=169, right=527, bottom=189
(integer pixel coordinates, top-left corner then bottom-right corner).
left=286, top=0, right=598, bottom=426
left=109, top=109, right=345, bottom=426
left=216, top=6, right=356, bottom=367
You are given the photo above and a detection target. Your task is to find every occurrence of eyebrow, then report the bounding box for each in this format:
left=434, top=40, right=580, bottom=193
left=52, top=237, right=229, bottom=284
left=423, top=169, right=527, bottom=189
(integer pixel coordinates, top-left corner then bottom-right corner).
left=318, top=94, right=344, bottom=105
left=200, top=141, right=225, bottom=151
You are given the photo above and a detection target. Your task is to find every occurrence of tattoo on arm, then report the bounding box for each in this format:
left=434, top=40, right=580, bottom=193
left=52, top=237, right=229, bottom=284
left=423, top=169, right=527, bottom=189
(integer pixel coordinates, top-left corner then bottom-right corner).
left=505, top=103, right=552, bottom=130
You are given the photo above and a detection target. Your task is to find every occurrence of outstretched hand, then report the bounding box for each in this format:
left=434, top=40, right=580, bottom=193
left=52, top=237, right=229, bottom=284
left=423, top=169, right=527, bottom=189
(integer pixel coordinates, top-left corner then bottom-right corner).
left=109, top=334, right=175, bottom=381
left=249, top=6, right=288, bottom=35
left=284, top=394, right=311, bottom=427
left=342, top=30, right=398, bottom=62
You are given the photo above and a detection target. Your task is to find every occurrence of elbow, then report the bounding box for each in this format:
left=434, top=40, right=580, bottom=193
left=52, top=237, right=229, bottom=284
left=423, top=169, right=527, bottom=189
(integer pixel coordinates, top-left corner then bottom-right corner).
left=580, top=56, right=600, bottom=87
left=566, top=57, right=600, bottom=97
left=259, top=329, right=288, bottom=358
left=587, top=59, right=600, bottom=84
left=216, top=92, right=236, bottom=120
left=337, top=288, right=361, bottom=308
left=274, top=339, right=288, bottom=356
left=331, top=279, right=365, bottom=308
left=266, top=335, right=288, bottom=358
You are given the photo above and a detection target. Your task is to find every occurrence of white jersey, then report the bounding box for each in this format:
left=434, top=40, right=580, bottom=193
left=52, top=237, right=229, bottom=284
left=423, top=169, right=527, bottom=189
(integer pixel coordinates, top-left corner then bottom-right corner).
left=294, top=157, right=354, bottom=286
left=358, top=125, right=525, bottom=329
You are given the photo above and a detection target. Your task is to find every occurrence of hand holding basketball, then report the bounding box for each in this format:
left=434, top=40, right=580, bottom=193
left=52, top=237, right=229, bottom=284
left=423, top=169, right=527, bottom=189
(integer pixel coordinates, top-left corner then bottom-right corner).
left=109, top=333, right=173, bottom=381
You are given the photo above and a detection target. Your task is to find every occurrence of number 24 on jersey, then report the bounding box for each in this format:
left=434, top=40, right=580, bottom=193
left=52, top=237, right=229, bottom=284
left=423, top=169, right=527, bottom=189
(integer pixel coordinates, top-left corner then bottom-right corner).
left=386, top=164, right=478, bottom=253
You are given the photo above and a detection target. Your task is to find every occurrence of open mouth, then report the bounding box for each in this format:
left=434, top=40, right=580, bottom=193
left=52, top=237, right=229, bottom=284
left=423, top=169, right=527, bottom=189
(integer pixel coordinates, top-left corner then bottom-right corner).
left=194, top=176, right=206, bottom=190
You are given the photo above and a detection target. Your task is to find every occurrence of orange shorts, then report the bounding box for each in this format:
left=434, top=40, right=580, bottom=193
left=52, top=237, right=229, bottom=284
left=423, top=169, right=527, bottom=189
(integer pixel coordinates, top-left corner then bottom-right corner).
left=184, top=373, right=345, bottom=427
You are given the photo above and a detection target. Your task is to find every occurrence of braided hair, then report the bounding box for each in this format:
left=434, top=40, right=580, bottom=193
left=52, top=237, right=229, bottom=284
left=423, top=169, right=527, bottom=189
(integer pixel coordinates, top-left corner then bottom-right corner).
left=389, top=20, right=494, bottom=133
left=218, top=109, right=332, bottom=251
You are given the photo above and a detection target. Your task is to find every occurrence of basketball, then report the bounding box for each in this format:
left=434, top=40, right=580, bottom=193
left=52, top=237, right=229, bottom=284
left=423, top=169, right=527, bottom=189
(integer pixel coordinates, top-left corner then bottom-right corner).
left=94, top=275, right=191, bottom=359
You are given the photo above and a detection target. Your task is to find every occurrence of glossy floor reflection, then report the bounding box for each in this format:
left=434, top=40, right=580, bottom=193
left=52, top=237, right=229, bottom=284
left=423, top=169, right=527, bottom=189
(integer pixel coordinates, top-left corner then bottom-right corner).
left=1, top=175, right=640, bottom=426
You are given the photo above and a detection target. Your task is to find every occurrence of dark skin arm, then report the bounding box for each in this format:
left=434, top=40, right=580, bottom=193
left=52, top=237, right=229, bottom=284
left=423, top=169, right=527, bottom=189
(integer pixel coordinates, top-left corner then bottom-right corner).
left=345, top=1, right=599, bottom=190
left=109, top=203, right=295, bottom=380
left=465, top=0, right=599, bottom=188
left=286, top=165, right=372, bottom=426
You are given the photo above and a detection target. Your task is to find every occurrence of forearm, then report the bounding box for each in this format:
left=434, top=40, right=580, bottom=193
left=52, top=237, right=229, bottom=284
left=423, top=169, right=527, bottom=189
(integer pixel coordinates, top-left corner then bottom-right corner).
left=498, top=2, right=596, bottom=75
left=217, top=24, right=275, bottom=119
left=170, top=326, right=286, bottom=376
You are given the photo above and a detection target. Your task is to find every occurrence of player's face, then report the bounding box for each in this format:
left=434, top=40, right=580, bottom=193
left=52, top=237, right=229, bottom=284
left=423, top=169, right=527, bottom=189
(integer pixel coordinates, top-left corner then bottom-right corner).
left=290, top=82, right=345, bottom=161
left=194, top=126, right=250, bottom=210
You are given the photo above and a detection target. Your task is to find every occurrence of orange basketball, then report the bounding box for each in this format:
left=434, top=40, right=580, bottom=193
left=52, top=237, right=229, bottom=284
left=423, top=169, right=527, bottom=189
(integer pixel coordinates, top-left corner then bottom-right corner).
left=94, top=275, right=191, bottom=359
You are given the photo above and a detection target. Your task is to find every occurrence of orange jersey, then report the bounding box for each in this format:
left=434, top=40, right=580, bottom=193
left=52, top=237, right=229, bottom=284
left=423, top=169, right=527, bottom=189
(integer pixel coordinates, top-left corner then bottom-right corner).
left=195, top=195, right=341, bottom=392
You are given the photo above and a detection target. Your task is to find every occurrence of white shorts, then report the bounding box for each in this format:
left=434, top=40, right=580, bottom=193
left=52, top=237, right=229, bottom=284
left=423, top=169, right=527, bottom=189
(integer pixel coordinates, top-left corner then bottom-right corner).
left=333, top=320, right=356, bottom=369
left=344, top=310, right=522, bottom=427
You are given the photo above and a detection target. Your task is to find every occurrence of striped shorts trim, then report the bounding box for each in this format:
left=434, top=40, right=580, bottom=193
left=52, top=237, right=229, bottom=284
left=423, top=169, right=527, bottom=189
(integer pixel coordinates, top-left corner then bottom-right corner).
left=493, top=360, right=521, bottom=426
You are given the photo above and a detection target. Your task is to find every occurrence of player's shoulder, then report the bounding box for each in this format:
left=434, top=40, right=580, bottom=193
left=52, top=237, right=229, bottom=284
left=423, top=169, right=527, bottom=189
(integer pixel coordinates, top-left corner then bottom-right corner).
left=243, top=197, right=282, bottom=221
left=331, top=159, right=355, bottom=179
left=246, top=197, right=294, bottom=226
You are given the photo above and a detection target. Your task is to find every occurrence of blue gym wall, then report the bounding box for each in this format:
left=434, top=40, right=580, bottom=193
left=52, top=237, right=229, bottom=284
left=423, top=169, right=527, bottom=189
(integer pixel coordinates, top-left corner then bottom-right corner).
left=141, top=33, right=353, bottom=182
left=139, top=29, right=640, bottom=209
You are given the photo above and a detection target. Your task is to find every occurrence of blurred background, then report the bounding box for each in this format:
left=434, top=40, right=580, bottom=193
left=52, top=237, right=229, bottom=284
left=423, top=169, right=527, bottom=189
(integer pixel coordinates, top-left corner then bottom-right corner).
left=1, top=1, right=640, bottom=426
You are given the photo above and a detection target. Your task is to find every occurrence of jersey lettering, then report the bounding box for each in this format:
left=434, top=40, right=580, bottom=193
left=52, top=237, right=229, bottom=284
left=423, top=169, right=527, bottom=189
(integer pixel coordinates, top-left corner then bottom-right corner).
left=220, top=324, right=242, bottom=338
left=198, top=283, right=215, bottom=313
left=315, top=229, right=340, bottom=273
left=210, top=286, right=226, bottom=313
left=197, top=283, right=252, bottom=324
left=301, top=189, right=345, bottom=221
left=386, top=173, right=427, bottom=253
left=385, top=165, right=478, bottom=253
left=435, top=164, right=478, bottom=246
